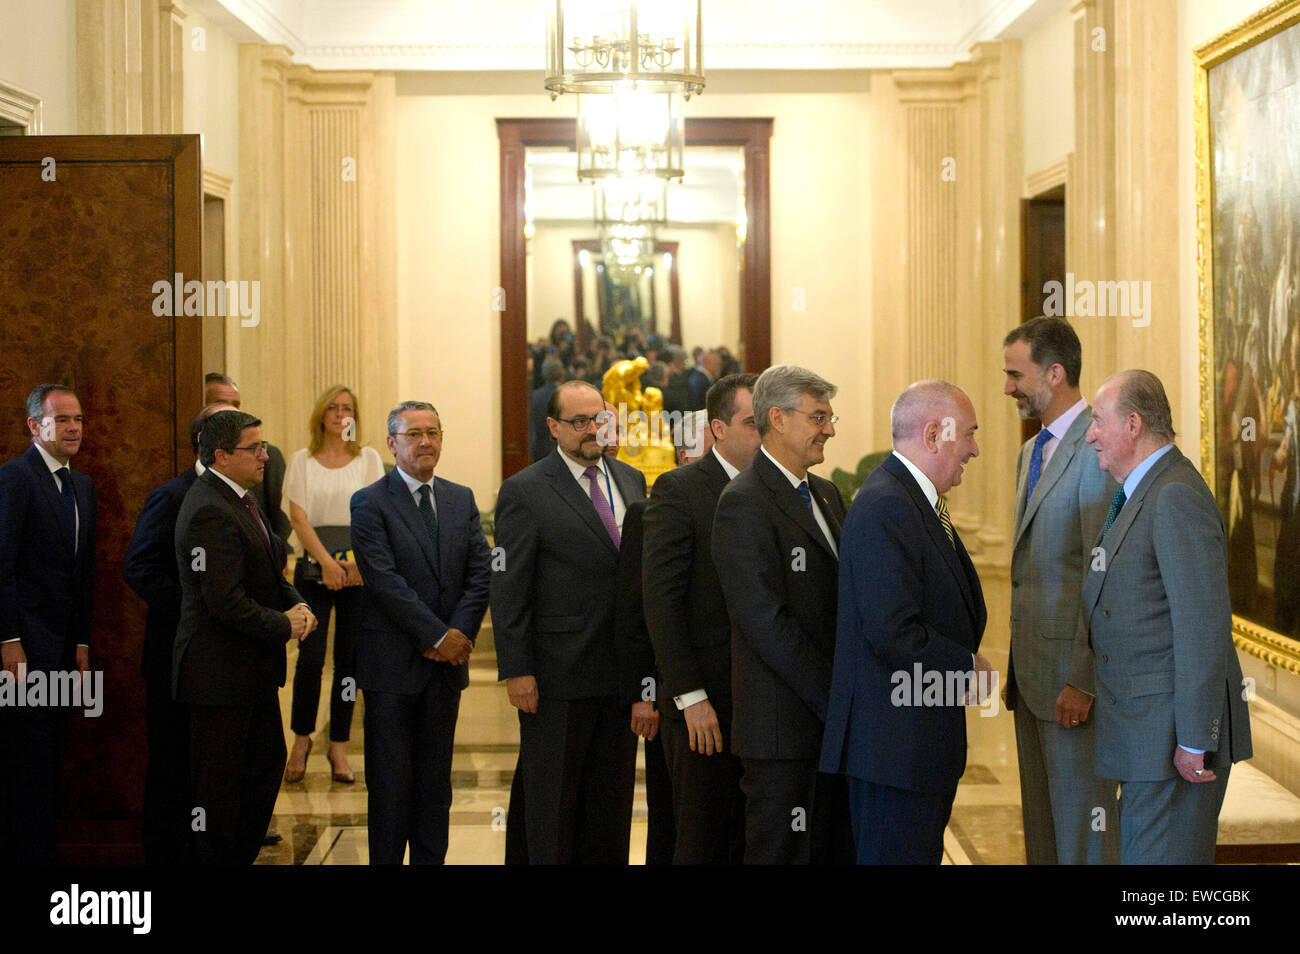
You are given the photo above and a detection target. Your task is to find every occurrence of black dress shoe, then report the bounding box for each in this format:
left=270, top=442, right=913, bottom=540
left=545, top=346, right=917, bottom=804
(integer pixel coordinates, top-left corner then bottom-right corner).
left=262, top=831, right=283, bottom=846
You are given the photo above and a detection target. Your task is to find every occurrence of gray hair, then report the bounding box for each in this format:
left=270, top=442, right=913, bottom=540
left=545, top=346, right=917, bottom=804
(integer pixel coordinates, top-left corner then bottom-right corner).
left=1109, top=369, right=1175, bottom=440
left=26, top=383, right=76, bottom=421
left=890, top=380, right=965, bottom=442
left=541, top=356, right=566, bottom=384
left=387, top=400, right=440, bottom=436
left=752, top=365, right=837, bottom=438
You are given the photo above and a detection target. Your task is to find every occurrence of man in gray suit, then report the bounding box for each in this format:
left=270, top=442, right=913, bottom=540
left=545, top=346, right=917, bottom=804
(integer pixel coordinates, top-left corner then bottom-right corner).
left=1080, top=369, right=1252, bottom=864
left=1002, top=318, right=1119, bottom=864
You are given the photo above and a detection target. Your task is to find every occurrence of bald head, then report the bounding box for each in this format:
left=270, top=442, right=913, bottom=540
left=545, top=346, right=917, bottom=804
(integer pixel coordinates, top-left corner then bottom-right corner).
left=890, top=379, right=980, bottom=494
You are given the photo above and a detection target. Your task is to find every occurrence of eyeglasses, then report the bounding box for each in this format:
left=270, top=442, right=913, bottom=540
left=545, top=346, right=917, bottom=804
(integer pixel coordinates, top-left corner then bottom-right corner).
left=791, top=409, right=839, bottom=427
left=232, top=441, right=270, bottom=457
left=555, top=413, right=612, bottom=432
left=395, top=429, right=443, bottom=442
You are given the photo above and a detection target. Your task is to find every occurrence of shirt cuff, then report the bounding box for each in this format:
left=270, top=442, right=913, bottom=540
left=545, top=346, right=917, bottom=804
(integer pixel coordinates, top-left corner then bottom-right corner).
left=674, top=689, right=709, bottom=710
left=433, top=629, right=449, bottom=649
left=2, top=638, right=20, bottom=644
left=1178, top=744, right=1206, bottom=755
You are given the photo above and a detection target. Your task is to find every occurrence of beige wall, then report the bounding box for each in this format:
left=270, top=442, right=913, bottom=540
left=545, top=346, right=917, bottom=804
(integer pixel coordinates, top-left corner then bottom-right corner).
left=1021, top=0, right=1074, bottom=181
left=0, top=0, right=78, bottom=132
left=395, top=71, right=876, bottom=506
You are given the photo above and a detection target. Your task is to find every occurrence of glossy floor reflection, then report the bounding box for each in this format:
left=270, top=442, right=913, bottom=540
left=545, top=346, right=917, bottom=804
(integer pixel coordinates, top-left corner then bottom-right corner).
left=260, top=572, right=1023, bottom=865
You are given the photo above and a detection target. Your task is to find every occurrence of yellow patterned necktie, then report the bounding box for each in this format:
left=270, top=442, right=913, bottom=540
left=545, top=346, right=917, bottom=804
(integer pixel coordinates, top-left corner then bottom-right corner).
left=935, top=495, right=956, bottom=550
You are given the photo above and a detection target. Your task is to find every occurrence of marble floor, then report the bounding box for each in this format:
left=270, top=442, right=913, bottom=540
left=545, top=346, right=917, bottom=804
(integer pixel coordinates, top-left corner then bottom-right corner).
left=258, top=572, right=1027, bottom=865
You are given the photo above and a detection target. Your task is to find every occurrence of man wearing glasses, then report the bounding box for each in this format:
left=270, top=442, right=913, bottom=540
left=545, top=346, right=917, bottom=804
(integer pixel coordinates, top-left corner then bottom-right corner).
left=710, top=364, right=853, bottom=864
left=173, top=410, right=317, bottom=864
left=349, top=401, right=491, bottom=864
left=492, top=380, right=648, bottom=864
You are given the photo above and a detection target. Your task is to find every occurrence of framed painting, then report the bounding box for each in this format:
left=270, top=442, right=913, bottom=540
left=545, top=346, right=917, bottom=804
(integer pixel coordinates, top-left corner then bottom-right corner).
left=1197, top=0, right=1300, bottom=674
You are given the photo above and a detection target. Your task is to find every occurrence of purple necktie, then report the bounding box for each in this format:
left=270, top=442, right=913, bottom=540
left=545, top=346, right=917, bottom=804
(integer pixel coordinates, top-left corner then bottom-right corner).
left=240, top=492, right=270, bottom=544
left=583, top=465, right=621, bottom=549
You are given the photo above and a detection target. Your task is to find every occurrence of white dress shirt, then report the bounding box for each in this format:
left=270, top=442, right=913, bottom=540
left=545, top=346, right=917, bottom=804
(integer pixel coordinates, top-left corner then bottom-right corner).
left=761, top=446, right=837, bottom=556
left=557, top=448, right=627, bottom=532
left=1038, top=397, right=1088, bottom=468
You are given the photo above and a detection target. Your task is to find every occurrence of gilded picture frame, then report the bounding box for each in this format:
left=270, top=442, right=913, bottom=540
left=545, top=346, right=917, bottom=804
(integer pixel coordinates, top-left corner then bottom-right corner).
left=1196, top=0, right=1300, bottom=675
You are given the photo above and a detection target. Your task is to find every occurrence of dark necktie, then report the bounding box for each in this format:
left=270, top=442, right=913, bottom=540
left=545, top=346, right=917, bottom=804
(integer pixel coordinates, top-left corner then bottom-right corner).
left=583, top=465, right=621, bottom=549
left=1104, top=487, right=1127, bottom=531
left=1025, top=428, right=1053, bottom=502
left=417, top=484, right=440, bottom=570
left=55, top=467, right=76, bottom=550
left=935, top=495, right=956, bottom=550
left=796, top=481, right=814, bottom=514
left=239, top=492, right=270, bottom=544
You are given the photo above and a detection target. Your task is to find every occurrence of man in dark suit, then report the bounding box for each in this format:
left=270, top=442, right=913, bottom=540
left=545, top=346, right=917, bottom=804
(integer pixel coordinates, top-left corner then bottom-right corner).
left=204, top=373, right=292, bottom=544
left=492, top=380, right=647, bottom=864
left=1001, top=318, right=1119, bottom=864
left=710, top=364, right=852, bottom=864
left=644, top=372, right=759, bottom=864
left=1080, top=370, right=1252, bottom=863
left=820, top=380, right=989, bottom=864
left=686, top=350, right=721, bottom=411
left=174, top=410, right=317, bottom=864
left=350, top=400, right=491, bottom=864
left=124, top=401, right=234, bottom=864
left=530, top=358, right=565, bottom=463
left=0, top=384, right=96, bottom=864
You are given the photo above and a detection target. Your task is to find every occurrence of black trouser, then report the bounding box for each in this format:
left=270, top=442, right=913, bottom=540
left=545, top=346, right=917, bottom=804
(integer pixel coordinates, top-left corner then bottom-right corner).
left=508, top=695, right=637, bottom=864
left=188, top=694, right=286, bottom=865
left=740, top=758, right=854, bottom=865
left=289, top=565, right=364, bottom=742
left=848, top=777, right=956, bottom=865
left=660, top=715, right=745, bottom=864
left=643, top=731, right=676, bottom=866
left=143, top=677, right=195, bottom=865
left=0, top=691, right=67, bottom=865
left=363, top=680, right=462, bottom=865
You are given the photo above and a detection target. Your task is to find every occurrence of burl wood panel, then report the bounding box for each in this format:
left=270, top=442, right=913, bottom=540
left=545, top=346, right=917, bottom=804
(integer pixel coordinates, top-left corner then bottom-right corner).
left=0, top=135, right=203, bottom=862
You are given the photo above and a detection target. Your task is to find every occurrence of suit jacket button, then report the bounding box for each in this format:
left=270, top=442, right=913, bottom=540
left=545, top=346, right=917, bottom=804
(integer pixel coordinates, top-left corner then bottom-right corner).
left=1110, top=696, right=1117, bottom=704
left=1103, top=609, right=1110, bottom=617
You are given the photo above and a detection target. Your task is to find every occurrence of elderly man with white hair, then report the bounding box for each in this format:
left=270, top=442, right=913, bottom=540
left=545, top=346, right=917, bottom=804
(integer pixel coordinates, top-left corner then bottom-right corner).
left=821, top=379, right=989, bottom=864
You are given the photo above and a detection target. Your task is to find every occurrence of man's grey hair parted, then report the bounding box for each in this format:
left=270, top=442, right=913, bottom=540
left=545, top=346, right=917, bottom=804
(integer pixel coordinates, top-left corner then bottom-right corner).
left=752, top=365, right=837, bottom=438
left=890, top=380, right=966, bottom=442
left=387, top=401, right=440, bottom=436
left=1108, top=369, right=1176, bottom=440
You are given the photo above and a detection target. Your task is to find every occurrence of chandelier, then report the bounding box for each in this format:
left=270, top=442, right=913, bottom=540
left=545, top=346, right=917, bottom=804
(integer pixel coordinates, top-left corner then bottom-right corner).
left=600, top=222, right=658, bottom=265
left=594, top=175, right=668, bottom=228
left=545, top=0, right=704, bottom=98
left=576, top=89, right=685, bottom=180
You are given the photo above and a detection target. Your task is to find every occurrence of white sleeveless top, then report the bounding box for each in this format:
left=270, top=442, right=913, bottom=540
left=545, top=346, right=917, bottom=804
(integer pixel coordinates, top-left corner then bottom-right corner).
left=283, top=446, right=385, bottom=531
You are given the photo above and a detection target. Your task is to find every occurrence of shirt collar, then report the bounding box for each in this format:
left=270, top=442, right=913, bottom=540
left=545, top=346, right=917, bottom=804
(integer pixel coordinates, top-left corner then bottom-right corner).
left=1122, top=442, right=1175, bottom=499
left=557, top=446, right=609, bottom=483
left=891, top=450, right=940, bottom=511
left=395, top=464, right=436, bottom=496
left=712, top=445, right=740, bottom=480
left=208, top=465, right=248, bottom=499
left=1043, top=397, right=1088, bottom=441
left=761, top=445, right=809, bottom=489
left=33, top=442, right=68, bottom=474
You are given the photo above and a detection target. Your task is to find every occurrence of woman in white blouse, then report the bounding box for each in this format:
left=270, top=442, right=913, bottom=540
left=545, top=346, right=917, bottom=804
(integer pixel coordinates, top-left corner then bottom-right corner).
left=282, top=386, right=384, bottom=783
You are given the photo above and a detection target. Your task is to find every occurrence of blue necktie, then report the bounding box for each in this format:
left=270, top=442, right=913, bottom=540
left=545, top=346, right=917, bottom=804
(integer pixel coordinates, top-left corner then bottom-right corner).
left=796, top=481, right=814, bottom=514
left=1104, top=487, right=1127, bottom=531
left=417, top=484, right=440, bottom=570
left=1025, top=428, right=1052, bottom=502
left=55, top=467, right=76, bottom=550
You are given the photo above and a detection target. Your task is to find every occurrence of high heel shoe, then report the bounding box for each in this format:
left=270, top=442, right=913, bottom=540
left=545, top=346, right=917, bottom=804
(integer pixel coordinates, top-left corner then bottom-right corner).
left=284, top=737, right=312, bottom=783
left=327, top=747, right=355, bottom=784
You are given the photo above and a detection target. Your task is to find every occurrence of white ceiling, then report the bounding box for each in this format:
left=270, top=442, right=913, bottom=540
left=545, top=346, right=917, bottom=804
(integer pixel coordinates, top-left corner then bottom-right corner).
left=189, top=0, right=1070, bottom=71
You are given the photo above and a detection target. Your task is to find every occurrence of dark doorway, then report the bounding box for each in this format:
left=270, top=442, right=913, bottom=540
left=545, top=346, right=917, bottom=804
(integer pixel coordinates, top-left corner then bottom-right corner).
left=1018, top=184, right=1065, bottom=442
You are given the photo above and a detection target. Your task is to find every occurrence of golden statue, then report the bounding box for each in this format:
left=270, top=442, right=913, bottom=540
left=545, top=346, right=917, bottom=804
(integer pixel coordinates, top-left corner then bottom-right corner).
left=601, top=356, right=677, bottom=488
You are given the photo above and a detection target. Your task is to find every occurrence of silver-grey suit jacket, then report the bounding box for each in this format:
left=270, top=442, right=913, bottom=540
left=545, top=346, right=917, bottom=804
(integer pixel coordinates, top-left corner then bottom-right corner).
left=1078, top=445, right=1252, bottom=781
left=1008, top=408, right=1117, bottom=720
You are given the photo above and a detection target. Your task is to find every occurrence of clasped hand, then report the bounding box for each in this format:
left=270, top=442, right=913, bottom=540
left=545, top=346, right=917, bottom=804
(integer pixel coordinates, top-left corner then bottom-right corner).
left=423, top=628, right=472, bottom=666
left=285, top=604, right=318, bottom=641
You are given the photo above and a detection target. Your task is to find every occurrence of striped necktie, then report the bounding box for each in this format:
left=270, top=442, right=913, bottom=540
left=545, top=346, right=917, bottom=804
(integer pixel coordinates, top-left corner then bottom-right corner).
left=935, top=495, right=956, bottom=550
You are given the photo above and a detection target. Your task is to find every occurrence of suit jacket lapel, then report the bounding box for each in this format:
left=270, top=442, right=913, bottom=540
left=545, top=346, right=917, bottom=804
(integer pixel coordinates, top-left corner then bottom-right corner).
left=811, top=477, right=844, bottom=547
left=25, top=447, right=76, bottom=559
left=202, top=470, right=277, bottom=570
left=608, top=458, right=644, bottom=508
left=387, top=469, right=440, bottom=577
left=433, top=477, right=457, bottom=581
left=883, top=454, right=978, bottom=623
left=1013, top=411, right=1090, bottom=551
left=756, top=452, right=837, bottom=560
left=546, top=452, right=619, bottom=554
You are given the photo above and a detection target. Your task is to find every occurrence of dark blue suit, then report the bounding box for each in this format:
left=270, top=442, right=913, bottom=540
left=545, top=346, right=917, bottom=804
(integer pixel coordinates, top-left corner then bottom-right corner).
left=350, top=467, right=491, bottom=864
left=0, top=444, right=96, bottom=864
left=820, top=453, right=986, bottom=863
left=529, top=383, right=557, bottom=463
left=124, top=466, right=198, bottom=864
